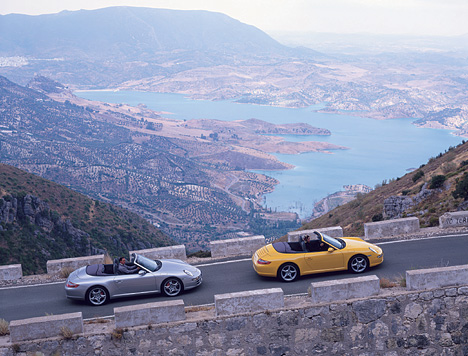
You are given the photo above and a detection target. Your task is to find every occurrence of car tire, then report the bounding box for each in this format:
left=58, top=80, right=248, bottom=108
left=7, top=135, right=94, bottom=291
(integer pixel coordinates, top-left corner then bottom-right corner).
left=86, top=286, right=109, bottom=306
left=348, top=255, right=368, bottom=273
left=278, top=263, right=299, bottom=282
left=161, top=277, right=184, bottom=297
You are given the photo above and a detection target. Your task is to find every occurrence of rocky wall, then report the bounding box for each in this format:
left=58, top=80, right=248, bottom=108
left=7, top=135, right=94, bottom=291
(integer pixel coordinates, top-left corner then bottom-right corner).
left=2, top=285, right=468, bottom=356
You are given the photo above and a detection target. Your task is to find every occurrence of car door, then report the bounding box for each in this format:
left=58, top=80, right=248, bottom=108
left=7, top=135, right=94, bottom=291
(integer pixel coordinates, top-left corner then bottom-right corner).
left=302, top=248, right=345, bottom=274
left=113, top=271, right=158, bottom=296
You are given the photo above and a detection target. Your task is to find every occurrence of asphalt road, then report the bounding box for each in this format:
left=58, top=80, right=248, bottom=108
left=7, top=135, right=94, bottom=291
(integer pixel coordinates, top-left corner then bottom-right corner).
left=1, top=233, right=467, bottom=322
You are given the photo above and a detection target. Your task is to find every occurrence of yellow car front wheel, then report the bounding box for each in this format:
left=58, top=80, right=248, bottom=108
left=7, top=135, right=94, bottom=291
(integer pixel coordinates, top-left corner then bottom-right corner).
left=348, top=255, right=368, bottom=273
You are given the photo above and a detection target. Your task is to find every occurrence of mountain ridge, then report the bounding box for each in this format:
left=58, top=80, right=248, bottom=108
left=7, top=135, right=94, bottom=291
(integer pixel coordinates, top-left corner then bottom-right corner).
left=0, top=7, right=291, bottom=60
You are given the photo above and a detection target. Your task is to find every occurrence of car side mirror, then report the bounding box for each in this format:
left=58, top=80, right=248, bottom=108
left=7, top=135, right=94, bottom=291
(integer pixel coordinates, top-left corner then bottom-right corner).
left=327, top=248, right=334, bottom=253
left=138, top=270, right=146, bottom=275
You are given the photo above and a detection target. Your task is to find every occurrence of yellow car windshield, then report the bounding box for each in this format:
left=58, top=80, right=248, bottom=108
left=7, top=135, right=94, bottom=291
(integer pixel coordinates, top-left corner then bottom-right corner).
left=315, top=232, right=345, bottom=249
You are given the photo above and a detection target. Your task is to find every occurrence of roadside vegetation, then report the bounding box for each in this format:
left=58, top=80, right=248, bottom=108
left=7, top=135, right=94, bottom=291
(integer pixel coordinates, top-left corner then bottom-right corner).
left=0, top=318, right=9, bottom=336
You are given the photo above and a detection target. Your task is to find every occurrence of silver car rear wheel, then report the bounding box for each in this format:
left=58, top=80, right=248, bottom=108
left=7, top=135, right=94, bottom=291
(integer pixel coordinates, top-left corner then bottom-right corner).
left=86, top=286, right=108, bottom=306
left=162, top=278, right=183, bottom=297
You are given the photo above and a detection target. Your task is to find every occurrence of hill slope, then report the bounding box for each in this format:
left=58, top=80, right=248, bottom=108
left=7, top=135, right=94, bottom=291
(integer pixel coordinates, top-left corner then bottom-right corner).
left=0, top=75, right=304, bottom=250
left=300, top=140, right=468, bottom=237
left=0, top=163, right=173, bottom=274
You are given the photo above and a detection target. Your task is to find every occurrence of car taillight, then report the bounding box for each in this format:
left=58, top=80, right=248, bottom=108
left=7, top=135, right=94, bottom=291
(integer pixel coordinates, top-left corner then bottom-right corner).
left=257, top=258, right=271, bottom=265
left=66, top=281, right=79, bottom=288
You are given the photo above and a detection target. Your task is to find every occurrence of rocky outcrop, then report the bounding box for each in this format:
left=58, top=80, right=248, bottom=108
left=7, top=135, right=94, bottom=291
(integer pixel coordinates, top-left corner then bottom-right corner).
left=383, top=183, right=436, bottom=219
left=0, top=194, right=94, bottom=272
left=0, top=197, right=17, bottom=225
left=0, top=194, right=87, bottom=240
left=22, top=194, right=51, bottom=227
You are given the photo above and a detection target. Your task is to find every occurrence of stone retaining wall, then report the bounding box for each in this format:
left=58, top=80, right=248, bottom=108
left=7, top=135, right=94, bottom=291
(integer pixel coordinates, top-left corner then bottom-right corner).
left=210, top=235, right=265, bottom=258
left=114, top=300, right=186, bottom=328
left=5, top=285, right=468, bottom=355
left=364, top=216, right=420, bottom=239
left=0, top=264, right=22, bottom=281
left=214, top=288, right=284, bottom=316
left=439, top=211, right=468, bottom=229
left=406, top=264, right=468, bottom=291
left=287, top=226, right=343, bottom=241
left=130, top=245, right=187, bottom=261
left=9, top=312, right=83, bottom=342
left=46, top=254, right=104, bottom=276
left=309, top=275, right=380, bottom=304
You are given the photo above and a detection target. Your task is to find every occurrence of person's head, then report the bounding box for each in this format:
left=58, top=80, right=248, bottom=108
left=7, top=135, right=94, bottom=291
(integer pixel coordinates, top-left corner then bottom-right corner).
left=119, top=257, right=126, bottom=264
left=304, top=235, right=310, bottom=242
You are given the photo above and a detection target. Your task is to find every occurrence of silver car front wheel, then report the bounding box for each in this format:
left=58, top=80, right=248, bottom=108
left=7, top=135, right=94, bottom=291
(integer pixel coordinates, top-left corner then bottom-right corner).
left=162, top=278, right=183, bottom=297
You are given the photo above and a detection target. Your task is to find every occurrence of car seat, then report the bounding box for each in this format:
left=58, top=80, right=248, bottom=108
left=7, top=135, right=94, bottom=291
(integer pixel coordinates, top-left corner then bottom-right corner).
left=300, top=237, right=307, bottom=252
left=113, top=258, right=120, bottom=274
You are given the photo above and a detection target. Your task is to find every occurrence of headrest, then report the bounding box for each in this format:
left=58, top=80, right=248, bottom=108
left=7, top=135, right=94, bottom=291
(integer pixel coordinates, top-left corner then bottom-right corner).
left=113, top=258, right=119, bottom=274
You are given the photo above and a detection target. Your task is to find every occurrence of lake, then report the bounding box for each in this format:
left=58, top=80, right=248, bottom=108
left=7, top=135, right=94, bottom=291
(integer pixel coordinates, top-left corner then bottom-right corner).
left=76, top=90, right=464, bottom=218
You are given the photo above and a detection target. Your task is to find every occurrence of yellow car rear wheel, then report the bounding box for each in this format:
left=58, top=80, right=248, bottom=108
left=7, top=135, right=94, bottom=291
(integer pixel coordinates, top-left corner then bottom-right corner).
left=277, top=263, right=299, bottom=282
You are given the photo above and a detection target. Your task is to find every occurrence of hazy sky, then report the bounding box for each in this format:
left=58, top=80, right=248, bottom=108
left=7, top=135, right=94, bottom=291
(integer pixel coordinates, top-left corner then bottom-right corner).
left=2, top=0, right=468, bottom=36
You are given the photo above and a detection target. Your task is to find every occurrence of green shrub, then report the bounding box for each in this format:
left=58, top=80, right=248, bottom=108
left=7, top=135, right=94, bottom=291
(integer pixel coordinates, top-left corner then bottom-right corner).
left=429, top=175, right=446, bottom=189
left=412, top=170, right=424, bottom=182
left=453, top=173, right=468, bottom=200
left=428, top=216, right=439, bottom=227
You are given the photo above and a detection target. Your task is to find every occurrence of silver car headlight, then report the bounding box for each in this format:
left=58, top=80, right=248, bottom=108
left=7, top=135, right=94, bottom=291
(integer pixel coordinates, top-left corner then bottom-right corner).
left=369, top=247, right=377, bottom=254
left=183, top=269, right=194, bottom=277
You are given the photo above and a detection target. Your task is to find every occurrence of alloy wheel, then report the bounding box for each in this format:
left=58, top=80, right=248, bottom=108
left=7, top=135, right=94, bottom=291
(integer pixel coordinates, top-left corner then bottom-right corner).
left=350, top=256, right=368, bottom=273
left=163, top=278, right=182, bottom=296
left=280, top=264, right=298, bottom=282
left=87, top=286, right=108, bottom=306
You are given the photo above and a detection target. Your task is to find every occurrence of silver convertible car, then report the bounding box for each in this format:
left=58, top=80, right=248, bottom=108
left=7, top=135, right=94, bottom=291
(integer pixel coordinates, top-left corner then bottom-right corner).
left=65, top=253, right=202, bottom=306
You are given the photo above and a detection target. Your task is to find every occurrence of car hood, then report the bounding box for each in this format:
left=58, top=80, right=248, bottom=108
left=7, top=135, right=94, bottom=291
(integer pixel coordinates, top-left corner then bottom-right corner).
left=159, top=259, right=200, bottom=274
left=342, top=238, right=382, bottom=253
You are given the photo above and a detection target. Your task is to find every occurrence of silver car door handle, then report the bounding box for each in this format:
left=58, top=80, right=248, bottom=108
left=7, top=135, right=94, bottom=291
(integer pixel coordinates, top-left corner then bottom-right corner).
left=115, top=280, right=122, bottom=284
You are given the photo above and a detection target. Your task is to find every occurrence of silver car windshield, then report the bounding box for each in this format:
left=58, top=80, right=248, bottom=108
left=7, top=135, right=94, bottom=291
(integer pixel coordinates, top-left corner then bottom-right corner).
left=134, top=254, right=162, bottom=272
left=316, top=232, right=344, bottom=249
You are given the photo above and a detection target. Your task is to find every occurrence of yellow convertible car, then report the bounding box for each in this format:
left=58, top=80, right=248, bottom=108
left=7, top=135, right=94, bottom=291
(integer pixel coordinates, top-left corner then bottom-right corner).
left=252, top=231, right=383, bottom=282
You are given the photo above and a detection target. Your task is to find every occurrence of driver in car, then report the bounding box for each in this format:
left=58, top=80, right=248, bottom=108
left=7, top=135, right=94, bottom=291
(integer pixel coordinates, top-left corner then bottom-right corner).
left=118, top=257, right=140, bottom=274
